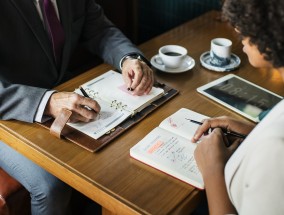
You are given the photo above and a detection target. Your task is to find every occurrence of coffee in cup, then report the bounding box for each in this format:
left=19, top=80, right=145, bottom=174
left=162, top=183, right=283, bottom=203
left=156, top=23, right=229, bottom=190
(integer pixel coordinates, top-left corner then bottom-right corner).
left=210, top=38, right=232, bottom=67
left=155, top=45, right=187, bottom=68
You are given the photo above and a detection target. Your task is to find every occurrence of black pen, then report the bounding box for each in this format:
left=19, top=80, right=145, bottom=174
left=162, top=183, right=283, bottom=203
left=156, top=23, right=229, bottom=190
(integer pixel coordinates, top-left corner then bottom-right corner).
left=79, top=86, right=97, bottom=112
left=185, top=118, right=247, bottom=139
left=79, top=86, right=90, bottom=98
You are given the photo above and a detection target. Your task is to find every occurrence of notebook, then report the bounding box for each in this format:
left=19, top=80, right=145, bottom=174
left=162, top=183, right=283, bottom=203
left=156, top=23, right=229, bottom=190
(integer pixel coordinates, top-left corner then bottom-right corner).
left=40, top=70, right=178, bottom=152
left=130, top=108, right=208, bottom=189
left=69, top=70, right=165, bottom=139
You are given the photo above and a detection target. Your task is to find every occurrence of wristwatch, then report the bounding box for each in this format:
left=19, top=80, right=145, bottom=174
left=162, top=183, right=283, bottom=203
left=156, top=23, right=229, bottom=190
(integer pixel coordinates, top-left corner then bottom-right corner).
left=120, top=53, right=151, bottom=69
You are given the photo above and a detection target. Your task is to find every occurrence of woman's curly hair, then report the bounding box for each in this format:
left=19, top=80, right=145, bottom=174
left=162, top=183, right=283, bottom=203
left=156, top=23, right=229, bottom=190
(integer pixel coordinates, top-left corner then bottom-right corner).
left=222, top=0, right=284, bottom=67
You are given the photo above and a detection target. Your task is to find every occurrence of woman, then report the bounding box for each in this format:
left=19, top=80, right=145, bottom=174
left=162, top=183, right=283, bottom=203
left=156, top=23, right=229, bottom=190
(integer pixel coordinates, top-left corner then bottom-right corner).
left=192, top=0, right=284, bottom=214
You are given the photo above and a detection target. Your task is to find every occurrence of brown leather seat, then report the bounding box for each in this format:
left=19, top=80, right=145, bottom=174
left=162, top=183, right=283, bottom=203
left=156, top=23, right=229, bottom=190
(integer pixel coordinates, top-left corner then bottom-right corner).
left=0, top=168, right=31, bottom=215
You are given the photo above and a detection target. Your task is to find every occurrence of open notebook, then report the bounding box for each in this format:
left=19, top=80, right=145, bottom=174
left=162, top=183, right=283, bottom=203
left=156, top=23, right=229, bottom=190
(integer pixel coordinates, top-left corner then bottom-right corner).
left=130, top=108, right=208, bottom=189
left=69, top=70, right=165, bottom=139
left=40, top=70, right=178, bottom=152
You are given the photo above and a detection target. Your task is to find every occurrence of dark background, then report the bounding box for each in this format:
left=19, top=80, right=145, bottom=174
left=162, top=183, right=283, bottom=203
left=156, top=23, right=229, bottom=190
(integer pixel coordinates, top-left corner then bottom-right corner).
left=97, top=0, right=221, bottom=44
left=70, top=0, right=221, bottom=74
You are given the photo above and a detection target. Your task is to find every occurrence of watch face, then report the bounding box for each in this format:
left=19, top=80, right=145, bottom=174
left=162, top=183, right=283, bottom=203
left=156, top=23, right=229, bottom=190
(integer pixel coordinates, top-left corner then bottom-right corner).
left=203, top=77, right=282, bottom=119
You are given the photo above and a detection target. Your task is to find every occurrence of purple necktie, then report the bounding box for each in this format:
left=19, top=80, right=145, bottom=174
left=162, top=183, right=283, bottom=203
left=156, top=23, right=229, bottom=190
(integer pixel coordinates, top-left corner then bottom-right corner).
left=41, top=0, right=65, bottom=65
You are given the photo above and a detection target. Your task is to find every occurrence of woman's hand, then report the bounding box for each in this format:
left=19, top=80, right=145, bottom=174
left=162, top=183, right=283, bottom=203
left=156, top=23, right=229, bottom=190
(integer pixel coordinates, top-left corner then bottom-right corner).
left=194, top=128, right=240, bottom=178
left=121, top=58, right=154, bottom=96
left=192, top=116, right=255, bottom=144
left=44, top=92, right=101, bottom=122
left=194, top=128, right=239, bottom=215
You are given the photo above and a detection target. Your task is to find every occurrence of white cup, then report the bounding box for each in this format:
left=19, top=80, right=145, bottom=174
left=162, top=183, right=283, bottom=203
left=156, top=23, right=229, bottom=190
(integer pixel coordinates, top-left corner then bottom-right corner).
left=210, top=38, right=232, bottom=67
left=155, top=45, right=187, bottom=68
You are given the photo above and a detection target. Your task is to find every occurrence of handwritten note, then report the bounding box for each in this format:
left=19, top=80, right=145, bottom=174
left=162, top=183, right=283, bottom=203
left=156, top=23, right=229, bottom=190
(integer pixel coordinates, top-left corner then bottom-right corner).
left=68, top=98, right=130, bottom=139
left=130, top=108, right=206, bottom=188
left=142, top=129, right=201, bottom=177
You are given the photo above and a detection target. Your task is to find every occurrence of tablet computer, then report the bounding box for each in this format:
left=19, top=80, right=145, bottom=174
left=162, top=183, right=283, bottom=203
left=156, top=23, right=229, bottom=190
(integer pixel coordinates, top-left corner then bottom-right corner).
left=197, top=74, right=283, bottom=122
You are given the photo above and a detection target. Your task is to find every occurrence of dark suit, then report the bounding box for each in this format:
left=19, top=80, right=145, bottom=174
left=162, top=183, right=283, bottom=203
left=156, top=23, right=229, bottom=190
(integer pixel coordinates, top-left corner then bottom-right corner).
left=0, top=0, right=141, bottom=122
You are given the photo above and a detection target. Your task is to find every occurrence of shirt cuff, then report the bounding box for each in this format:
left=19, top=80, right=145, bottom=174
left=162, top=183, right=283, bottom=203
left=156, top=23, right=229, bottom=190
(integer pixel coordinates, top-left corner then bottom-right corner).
left=34, top=90, right=56, bottom=123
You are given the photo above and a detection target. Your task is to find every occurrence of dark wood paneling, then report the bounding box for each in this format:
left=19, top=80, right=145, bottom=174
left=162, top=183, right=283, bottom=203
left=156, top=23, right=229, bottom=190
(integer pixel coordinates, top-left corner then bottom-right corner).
left=96, top=0, right=138, bottom=43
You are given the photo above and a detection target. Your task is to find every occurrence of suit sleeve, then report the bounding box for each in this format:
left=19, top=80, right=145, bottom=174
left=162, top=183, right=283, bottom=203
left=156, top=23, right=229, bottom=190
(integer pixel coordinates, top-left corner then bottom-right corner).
left=0, top=80, right=48, bottom=122
left=80, top=0, right=143, bottom=70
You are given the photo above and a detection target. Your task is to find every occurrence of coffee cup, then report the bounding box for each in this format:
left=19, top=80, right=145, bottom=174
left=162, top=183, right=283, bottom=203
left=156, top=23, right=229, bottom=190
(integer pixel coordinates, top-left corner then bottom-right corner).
left=210, top=38, right=232, bottom=67
left=154, top=45, right=187, bottom=68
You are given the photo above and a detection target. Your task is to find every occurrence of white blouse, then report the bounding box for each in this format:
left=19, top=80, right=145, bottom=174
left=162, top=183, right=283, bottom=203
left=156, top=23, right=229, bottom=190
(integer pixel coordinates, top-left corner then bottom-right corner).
left=225, top=99, right=284, bottom=214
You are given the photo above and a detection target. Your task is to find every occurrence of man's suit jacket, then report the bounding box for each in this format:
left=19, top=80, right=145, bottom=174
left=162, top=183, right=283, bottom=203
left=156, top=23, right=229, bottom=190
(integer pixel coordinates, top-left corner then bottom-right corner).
left=0, top=0, right=141, bottom=122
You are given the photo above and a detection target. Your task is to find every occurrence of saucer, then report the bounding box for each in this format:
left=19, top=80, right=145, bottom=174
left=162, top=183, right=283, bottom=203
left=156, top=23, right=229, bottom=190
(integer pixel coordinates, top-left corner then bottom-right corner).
left=150, top=55, right=195, bottom=73
left=200, top=51, right=241, bottom=72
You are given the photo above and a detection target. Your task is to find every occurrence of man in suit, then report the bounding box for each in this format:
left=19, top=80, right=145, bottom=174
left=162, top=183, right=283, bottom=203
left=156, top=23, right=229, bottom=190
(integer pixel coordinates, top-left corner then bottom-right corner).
left=0, top=0, right=154, bottom=214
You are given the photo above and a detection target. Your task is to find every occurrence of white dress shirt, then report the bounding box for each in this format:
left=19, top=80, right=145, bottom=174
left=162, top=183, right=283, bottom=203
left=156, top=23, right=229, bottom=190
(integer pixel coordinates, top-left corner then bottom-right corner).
left=33, top=0, right=60, bottom=21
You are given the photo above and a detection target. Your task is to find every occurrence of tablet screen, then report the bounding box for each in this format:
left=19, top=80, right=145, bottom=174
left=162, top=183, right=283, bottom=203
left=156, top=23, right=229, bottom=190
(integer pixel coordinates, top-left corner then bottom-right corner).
left=197, top=75, right=283, bottom=122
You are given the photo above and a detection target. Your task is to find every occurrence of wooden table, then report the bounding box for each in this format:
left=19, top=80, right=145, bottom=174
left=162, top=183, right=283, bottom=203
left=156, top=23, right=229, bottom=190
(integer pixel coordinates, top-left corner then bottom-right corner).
left=1, top=11, right=284, bottom=215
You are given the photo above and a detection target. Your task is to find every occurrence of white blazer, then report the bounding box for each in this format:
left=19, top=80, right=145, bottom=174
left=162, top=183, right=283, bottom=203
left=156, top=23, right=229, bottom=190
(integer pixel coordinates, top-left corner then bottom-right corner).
left=225, top=100, right=284, bottom=214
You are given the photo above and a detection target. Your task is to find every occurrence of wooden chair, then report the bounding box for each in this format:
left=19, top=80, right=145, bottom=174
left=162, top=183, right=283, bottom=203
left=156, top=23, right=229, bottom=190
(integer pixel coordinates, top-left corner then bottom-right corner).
left=0, top=168, right=31, bottom=215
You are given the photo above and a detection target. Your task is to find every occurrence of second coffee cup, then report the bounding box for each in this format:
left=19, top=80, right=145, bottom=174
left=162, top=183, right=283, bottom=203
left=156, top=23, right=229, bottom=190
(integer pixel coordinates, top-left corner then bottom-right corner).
left=210, top=38, right=232, bottom=67
left=156, top=45, right=187, bottom=68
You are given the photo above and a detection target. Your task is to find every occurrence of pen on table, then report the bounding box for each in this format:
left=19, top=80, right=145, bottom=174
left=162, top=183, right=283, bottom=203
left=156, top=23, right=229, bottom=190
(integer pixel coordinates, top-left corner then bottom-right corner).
left=185, top=118, right=247, bottom=139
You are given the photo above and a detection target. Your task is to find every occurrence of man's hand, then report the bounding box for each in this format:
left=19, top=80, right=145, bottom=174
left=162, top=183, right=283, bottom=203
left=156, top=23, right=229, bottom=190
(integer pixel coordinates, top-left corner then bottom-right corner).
left=44, top=92, right=101, bottom=122
left=121, top=58, right=154, bottom=96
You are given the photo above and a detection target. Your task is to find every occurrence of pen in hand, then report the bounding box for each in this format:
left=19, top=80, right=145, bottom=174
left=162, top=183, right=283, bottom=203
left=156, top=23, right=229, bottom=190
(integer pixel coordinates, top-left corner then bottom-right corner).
left=186, top=118, right=247, bottom=139
left=79, top=86, right=91, bottom=98
left=79, top=86, right=97, bottom=113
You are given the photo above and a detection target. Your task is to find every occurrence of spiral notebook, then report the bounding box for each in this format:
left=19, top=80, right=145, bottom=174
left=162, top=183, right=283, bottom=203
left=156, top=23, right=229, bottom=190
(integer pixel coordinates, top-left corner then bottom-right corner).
left=40, top=70, right=178, bottom=152
left=69, top=70, right=165, bottom=139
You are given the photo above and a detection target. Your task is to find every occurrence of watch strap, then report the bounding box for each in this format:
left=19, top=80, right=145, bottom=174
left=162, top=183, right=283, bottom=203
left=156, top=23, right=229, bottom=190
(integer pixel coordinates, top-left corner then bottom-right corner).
left=120, top=52, right=151, bottom=69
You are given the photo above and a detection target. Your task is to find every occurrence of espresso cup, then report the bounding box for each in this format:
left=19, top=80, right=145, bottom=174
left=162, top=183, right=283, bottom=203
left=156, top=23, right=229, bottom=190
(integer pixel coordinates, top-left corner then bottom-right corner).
left=155, top=45, right=187, bottom=68
left=210, top=38, right=232, bottom=67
